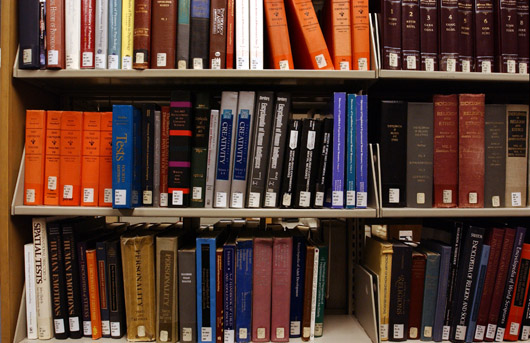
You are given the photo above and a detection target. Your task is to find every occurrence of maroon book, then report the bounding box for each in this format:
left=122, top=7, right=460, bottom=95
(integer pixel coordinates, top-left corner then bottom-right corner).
left=216, top=248, right=223, bottom=343
left=80, top=0, right=95, bottom=69
left=458, top=94, right=485, bottom=208
left=271, top=234, right=293, bottom=342
left=402, top=0, right=420, bottom=70
left=458, top=0, right=475, bottom=71
left=209, top=0, right=228, bottom=69
left=133, top=0, right=152, bottom=69
left=252, top=235, right=273, bottom=342
left=433, top=94, right=458, bottom=208
left=408, top=251, right=426, bottom=340
left=495, top=0, right=518, bottom=72
left=383, top=0, right=402, bottom=69
left=517, top=0, right=529, bottom=73
left=439, top=0, right=460, bottom=71
left=420, top=0, right=439, bottom=70
left=473, top=228, right=505, bottom=341
left=484, top=227, right=516, bottom=341
left=475, top=0, right=495, bottom=72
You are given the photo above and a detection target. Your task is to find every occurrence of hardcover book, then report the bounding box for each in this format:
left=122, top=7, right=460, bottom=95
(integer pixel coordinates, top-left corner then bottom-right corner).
left=351, top=0, right=370, bottom=70
left=496, top=0, right=518, bottom=72
left=61, top=221, right=83, bottom=338
left=264, top=0, right=294, bottom=69
left=132, top=0, right=151, bottom=69
left=420, top=0, right=439, bottom=70
left=225, top=0, right=235, bottom=69
left=223, top=232, right=237, bottom=343
left=439, top=0, right=460, bottom=71
left=25, top=243, right=38, bottom=339
left=417, top=247, right=440, bottom=341
left=46, top=0, right=65, bottom=68
left=301, top=243, right=317, bottom=342
left=178, top=244, right=198, bottom=343
left=236, top=231, right=253, bottom=343
left=48, top=222, right=70, bottom=339
left=517, top=0, right=529, bottom=73
left=19, top=0, right=40, bottom=69
left=121, top=0, right=134, bottom=69
left=314, top=118, right=333, bottom=208
left=313, top=239, right=328, bottom=337
left=235, top=0, right=250, bottom=69
left=38, top=0, right=46, bottom=69
left=382, top=0, right=402, bottom=69
left=466, top=245, right=490, bottom=342
left=81, top=112, right=101, bottom=206
left=289, top=229, right=307, bottom=338
left=323, top=0, right=352, bottom=70
left=107, top=0, right=122, bottom=69
left=249, top=0, right=264, bottom=70
left=402, top=0, right=420, bottom=70
left=407, top=250, right=426, bottom=340
left=95, top=0, right=108, bottom=68
left=389, top=241, right=412, bottom=341
left=252, top=232, right=273, bottom=342
left=106, top=237, right=126, bottom=338
left=98, top=112, right=113, bottom=207
left=160, top=106, right=170, bottom=206
left=59, top=111, right=83, bottom=206
left=81, top=0, right=96, bottom=68
left=25, top=110, right=46, bottom=205
left=458, top=0, right=474, bottom=72
left=190, top=0, right=211, bottom=69
left=271, top=231, right=293, bottom=342
left=142, top=104, right=156, bottom=206
left=484, top=105, right=507, bottom=208
left=356, top=94, right=368, bottom=208
left=505, top=105, right=529, bottom=207
left=475, top=0, right=495, bottom=72
left=332, top=92, right=346, bottom=208
left=205, top=109, right=220, bottom=208
left=65, top=0, right=81, bottom=69
left=294, top=119, right=322, bottom=208
left=177, top=0, right=191, bottom=68
left=209, top=0, right=227, bottom=69
left=151, top=0, right=177, bottom=69
left=43, top=111, right=61, bottom=205
left=190, top=93, right=210, bottom=207
left=33, top=218, right=54, bottom=339
left=345, top=95, right=356, bottom=208
left=280, top=119, right=302, bottom=208
left=87, top=248, right=102, bottom=339
left=96, top=239, right=111, bottom=337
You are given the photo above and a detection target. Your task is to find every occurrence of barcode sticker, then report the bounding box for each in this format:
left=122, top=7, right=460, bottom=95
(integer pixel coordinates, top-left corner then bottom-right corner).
left=358, top=57, right=368, bottom=71
left=279, top=60, right=290, bottom=70
left=492, top=195, right=500, bottom=207
left=239, top=328, right=248, bottom=339
left=447, top=58, right=456, bottom=72
left=193, top=58, right=203, bottom=69
left=407, top=56, right=416, bottom=70
left=102, top=320, right=110, bottom=335
left=25, top=189, right=35, bottom=203
left=510, top=322, right=520, bottom=335
left=315, top=54, right=327, bottom=68
left=257, top=328, right=266, bottom=339
left=211, top=57, right=221, bottom=69
left=289, top=130, right=299, bottom=149
left=346, top=190, right=356, bottom=206
left=462, top=60, right=471, bottom=72
left=455, top=325, right=466, bottom=341
left=381, top=324, right=389, bottom=339
left=357, top=192, right=367, bottom=207
left=276, top=327, right=285, bottom=339
left=409, top=327, right=418, bottom=339
left=172, top=190, right=183, bottom=205
left=508, top=59, right=516, bottom=73
left=443, top=189, right=453, bottom=203
left=157, top=53, right=167, bottom=67
left=54, top=319, right=65, bottom=334
left=82, top=52, right=93, bottom=67
left=389, top=188, right=400, bottom=203
left=48, top=50, right=58, bottom=65
left=495, top=327, right=505, bottom=341
left=104, top=188, right=112, bottom=204
left=475, top=325, right=486, bottom=341
left=224, top=329, right=235, bottom=343
left=114, top=189, right=126, bottom=205
left=394, top=324, right=404, bottom=339
left=424, top=326, right=432, bottom=338
left=399, top=230, right=413, bottom=241
left=333, top=190, right=344, bottom=207
left=83, top=188, right=94, bottom=203
left=265, top=192, right=276, bottom=207
left=486, top=324, right=497, bottom=339
left=216, top=192, right=227, bottom=207
left=111, top=322, right=121, bottom=337
left=251, top=58, right=261, bottom=70
left=248, top=192, right=260, bottom=208
left=299, top=191, right=311, bottom=207
left=481, top=60, right=492, bottom=73
left=521, top=326, right=530, bottom=340
left=442, top=325, right=450, bottom=340
left=95, top=54, right=106, bottom=69
left=290, top=321, right=301, bottom=336
left=202, top=327, right=212, bottom=341
left=159, top=330, right=169, bottom=342
left=108, top=55, right=119, bottom=69
left=315, top=323, right=323, bottom=336
left=160, top=193, right=168, bottom=207
left=512, top=192, right=522, bottom=206
left=307, top=130, right=316, bottom=150
left=143, top=190, right=153, bottom=204
left=520, top=63, right=528, bottom=74
left=122, top=56, right=132, bottom=70
left=340, top=61, right=350, bottom=70
left=192, top=187, right=202, bottom=200
left=135, top=52, right=145, bottom=64
left=83, top=321, right=92, bottom=336
left=69, top=317, right=80, bottom=332
left=231, top=192, right=243, bottom=208
left=23, top=49, right=32, bottom=64
left=48, top=176, right=57, bottom=190
left=182, top=328, right=192, bottom=342
left=137, top=325, right=146, bottom=337
left=425, top=58, right=434, bottom=72
left=417, top=192, right=425, bottom=204
left=389, top=53, right=398, bottom=67
left=303, top=327, right=311, bottom=338
left=178, top=60, right=187, bottom=69
left=469, top=192, right=478, bottom=204
left=63, top=185, right=73, bottom=199
left=315, top=191, right=325, bottom=207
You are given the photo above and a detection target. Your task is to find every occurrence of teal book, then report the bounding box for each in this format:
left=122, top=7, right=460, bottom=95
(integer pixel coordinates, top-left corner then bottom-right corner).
left=313, top=238, right=329, bottom=337
left=346, top=94, right=357, bottom=208
left=107, top=0, right=122, bottom=69
left=418, top=247, right=440, bottom=341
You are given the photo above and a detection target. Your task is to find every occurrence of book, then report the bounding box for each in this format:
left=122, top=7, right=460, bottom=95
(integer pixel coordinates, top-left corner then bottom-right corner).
left=406, top=102, right=434, bottom=208
left=249, top=0, right=264, bottom=70
left=252, top=232, right=273, bottom=342
left=280, top=119, right=302, bottom=208
left=98, top=112, right=113, bottom=207
left=215, top=246, right=223, bottom=343
left=106, top=237, right=126, bottom=338
left=420, top=0, right=439, bottom=70
left=458, top=94, right=485, bottom=208
left=46, top=0, right=65, bottom=68
left=285, top=0, right=334, bottom=69
left=141, top=104, right=155, bottom=205
left=151, top=0, right=177, bottom=68
left=389, top=241, right=412, bottom=341
left=25, top=243, right=38, bottom=339
left=96, top=239, right=111, bottom=337
left=458, top=0, right=474, bottom=72
left=439, top=0, right=460, bottom=71
left=302, top=242, right=319, bottom=342
left=236, top=231, right=253, bottom=342
left=345, top=95, right=356, bottom=208
left=178, top=244, right=197, bottom=343
left=223, top=232, right=237, bottom=343
left=112, top=105, right=141, bottom=208
left=190, top=93, right=210, bottom=207
left=356, top=94, right=368, bottom=208
left=433, top=94, right=458, bottom=208
left=18, top=0, right=40, bottom=69
left=466, top=245, right=490, bottom=342
left=314, top=118, right=333, bottom=208
left=65, top=0, right=81, bottom=69
left=43, top=111, right=61, bottom=206
left=380, top=101, right=407, bottom=207
left=87, top=248, right=102, bottom=339
left=132, top=0, right=151, bottom=69
left=332, top=92, right=346, bottom=208
left=484, top=105, right=507, bottom=208
left=264, top=0, right=294, bottom=69
left=107, top=0, right=122, bottom=69
left=313, top=239, right=328, bottom=337
left=59, top=111, right=83, bottom=206
left=496, top=0, right=518, bottom=72
left=402, top=0, right=420, bottom=70
left=323, top=0, right=352, bottom=70
left=160, top=106, right=170, bottom=206
left=517, top=0, right=529, bottom=74
left=417, top=247, right=440, bottom=341
left=25, top=110, right=46, bottom=205
left=81, top=0, right=96, bottom=68
left=38, top=0, right=46, bottom=69
left=294, top=119, right=322, bottom=208
left=520, top=266, right=530, bottom=340
left=407, top=251, right=426, bottom=339
left=230, top=91, right=256, bottom=208
left=121, top=0, right=134, bottom=69
left=81, top=112, right=101, bottom=206
left=61, top=221, right=83, bottom=338
left=205, top=109, right=220, bottom=208
left=289, top=229, right=307, bottom=338
left=225, top=0, right=235, bottom=69
left=235, top=0, right=250, bottom=69
left=33, top=218, right=54, bottom=339
left=95, top=0, right=108, bottom=68
left=271, top=231, right=293, bottom=342
left=177, top=0, right=191, bottom=68
left=351, top=0, right=370, bottom=70
left=475, top=0, right=495, bottom=72
left=190, top=0, right=211, bottom=69
left=505, top=104, right=529, bottom=207
left=209, top=0, right=227, bottom=69
left=382, top=0, right=402, bottom=69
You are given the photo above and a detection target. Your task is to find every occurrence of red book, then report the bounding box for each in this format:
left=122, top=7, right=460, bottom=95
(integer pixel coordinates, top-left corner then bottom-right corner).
left=160, top=106, right=170, bottom=206
left=433, top=94, right=458, bottom=208
left=43, top=111, right=62, bottom=205
left=81, top=112, right=101, bottom=206
left=485, top=227, right=516, bottom=341
left=80, top=0, right=96, bottom=68
left=87, top=249, right=102, bottom=339
left=252, top=234, right=273, bottom=342
left=504, top=243, right=530, bottom=341
left=98, top=112, right=113, bottom=207
left=458, top=94, right=485, bottom=208
left=271, top=233, right=293, bottom=342
left=24, top=110, right=47, bottom=205
left=59, top=111, right=83, bottom=206
left=323, top=0, right=352, bottom=70
left=226, top=0, right=235, bottom=68
left=216, top=247, right=223, bottom=343
left=46, top=0, right=65, bottom=68
left=474, top=228, right=506, bottom=341
left=408, top=251, right=426, bottom=339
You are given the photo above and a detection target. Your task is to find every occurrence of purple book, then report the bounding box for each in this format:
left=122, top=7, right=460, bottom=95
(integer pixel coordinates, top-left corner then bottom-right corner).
left=517, top=0, right=529, bottom=74
left=439, top=0, right=460, bottom=71
left=458, top=0, right=475, bottom=72
left=402, top=0, right=421, bottom=70
left=332, top=92, right=346, bottom=208
left=356, top=94, right=368, bottom=209
left=420, top=0, right=439, bottom=70
left=383, top=0, right=402, bottom=69
left=475, top=0, right=495, bottom=72
left=496, top=0, right=518, bottom=73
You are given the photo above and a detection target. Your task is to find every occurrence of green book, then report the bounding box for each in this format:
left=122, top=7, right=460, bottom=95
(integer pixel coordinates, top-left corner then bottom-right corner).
left=190, top=93, right=210, bottom=207
left=313, top=238, right=329, bottom=337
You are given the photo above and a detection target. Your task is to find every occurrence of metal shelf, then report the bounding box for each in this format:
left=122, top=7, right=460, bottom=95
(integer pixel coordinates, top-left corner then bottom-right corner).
left=380, top=207, right=530, bottom=218
left=377, top=69, right=530, bottom=82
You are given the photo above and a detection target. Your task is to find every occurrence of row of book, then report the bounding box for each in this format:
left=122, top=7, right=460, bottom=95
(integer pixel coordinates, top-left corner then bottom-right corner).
left=23, top=91, right=369, bottom=209
left=379, top=94, right=530, bottom=208
left=362, top=220, right=530, bottom=342
left=18, top=0, right=371, bottom=70
left=379, top=0, right=529, bottom=73
left=25, top=217, right=331, bottom=342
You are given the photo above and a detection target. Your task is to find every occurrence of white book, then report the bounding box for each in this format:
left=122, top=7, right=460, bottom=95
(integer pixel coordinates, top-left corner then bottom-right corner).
left=153, top=110, right=161, bottom=207
left=25, top=243, right=38, bottom=340
left=235, top=0, right=250, bottom=69
left=310, top=247, right=320, bottom=341
left=205, top=109, right=220, bottom=208
left=32, top=217, right=54, bottom=339
left=230, top=91, right=256, bottom=208
left=214, top=92, right=239, bottom=208
left=65, top=0, right=82, bottom=69
left=95, top=0, right=109, bottom=69
left=249, top=0, right=263, bottom=70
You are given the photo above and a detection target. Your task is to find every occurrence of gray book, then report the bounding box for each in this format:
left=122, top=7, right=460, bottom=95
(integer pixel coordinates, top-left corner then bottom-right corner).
left=178, top=244, right=197, bottom=343
left=153, top=110, right=161, bottom=207
left=176, top=0, right=191, bottom=69
left=406, top=102, right=434, bottom=207
left=484, top=104, right=506, bottom=208
left=230, top=91, right=256, bottom=208
left=205, top=109, right=220, bottom=208
left=246, top=91, right=275, bottom=208
left=417, top=247, right=440, bottom=341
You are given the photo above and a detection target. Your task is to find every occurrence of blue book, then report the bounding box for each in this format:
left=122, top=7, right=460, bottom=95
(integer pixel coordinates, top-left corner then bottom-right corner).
left=223, top=233, right=237, bottom=342
left=236, top=233, right=253, bottom=343
left=189, top=0, right=210, bottom=68
left=107, top=0, right=122, bottom=69
left=289, top=230, right=307, bottom=338
left=346, top=94, right=356, bottom=208
left=331, top=92, right=346, bottom=208
left=466, top=245, right=490, bottom=343
left=419, top=247, right=441, bottom=341
left=112, top=105, right=141, bottom=208
left=18, top=0, right=40, bottom=69
left=355, top=94, right=368, bottom=208
left=422, top=240, right=452, bottom=342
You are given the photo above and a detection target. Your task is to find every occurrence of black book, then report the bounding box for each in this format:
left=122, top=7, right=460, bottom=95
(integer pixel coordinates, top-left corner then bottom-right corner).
left=179, top=244, right=198, bottom=342
left=389, top=241, right=413, bottom=341
left=48, top=221, right=70, bottom=339
left=96, top=240, right=111, bottom=337
left=190, top=92, right=210, bottom=208
left=142, top=103, right=156, bottom=206
left=189, top=1, right=210, bottom=69
left=246, top=91, right=275, bottom=208
left=484, top=104, right=506, bottom=208
left=280, top=119, right=302, bottom=208
left=380, top=101, right=407, bottom=207
left=294, top=119, right=322, bottom=208
left=38, top=0, right=46, bottom=68
left=18, top=0, right=40, bottom=69
left=106, top=237, right=127, bottom=338
left=313, top=118, right=333, bottom=208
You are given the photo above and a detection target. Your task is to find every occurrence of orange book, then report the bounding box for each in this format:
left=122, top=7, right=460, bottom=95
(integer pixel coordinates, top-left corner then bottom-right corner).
left=59, top=111, right=83, bottom=206
left=285, top=0, right=334, bottom=69
left=81, top=112, right=101, bottom=206
left=351, top=0, right=370, bottom=70
left=323, top=0, right=352, bottom=70
left=43, top=111, right=62, bottom=205
left=86, top=249, right=102, bottom=339
left=98, top=112, right=113, bottom=207
left=24, top=110, right=47, bottom=205
left=504, top=243, right=530, bottom=341
left=264, top=0, right=295, bottom=69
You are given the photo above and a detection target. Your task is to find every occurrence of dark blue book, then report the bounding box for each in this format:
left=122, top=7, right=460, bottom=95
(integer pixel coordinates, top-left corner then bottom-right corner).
left=223, top=233, right=237, bottom=342
left=346, top=94, right=356, bottom=208
left=466, top=245, right=490, bottom=343
left=235, top=232, right=253, bottom=343
left=389, top=241, right=413, bottom=341
left=289, top=230, right=307, bottom=338
left=418, top=247, right=440, bottom=341
left=96, top=241, right=111, bottom=337
left=38, top=0, right=46, bottom=68
left=189, top=0, right=210, bottom=68
left=18, top=0, right=41, bottom=68
left=331, top=92, right=346, bottom=208
left=112, top=105, right=142, bottom=208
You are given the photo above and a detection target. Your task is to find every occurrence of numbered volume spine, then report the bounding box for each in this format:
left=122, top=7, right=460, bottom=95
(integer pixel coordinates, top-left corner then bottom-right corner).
left=457, top=0, right=474, bottom=72
left=474, top=0, right=494, bottom=72
left=314, top=118, right=333, bottom=208
left=382, top=0, right=402, bottom=69
left=439, top=0, right=460, bottom=71
left=420, top=0, right=439, bottom=70
left=280, top=119, right=302, bottom=208
left=402, top=0, right=420, bottom=70
left=294, top=119, right=322, bottom=208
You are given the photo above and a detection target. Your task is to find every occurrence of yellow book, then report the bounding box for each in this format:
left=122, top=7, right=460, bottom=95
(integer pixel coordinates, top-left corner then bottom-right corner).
left=363, top=236, right=393, bottom=341
left=121, top=0, right=135, bottom=70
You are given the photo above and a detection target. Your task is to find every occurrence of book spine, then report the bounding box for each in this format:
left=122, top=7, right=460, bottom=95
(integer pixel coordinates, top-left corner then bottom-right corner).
left=33, top=218, right=54, bottom=339
left=121, top=0, right=134, bottom=69
left=107, top=240, right=125, bottom=338
left=429, top=244, right=451, bottom=341
left=236, top=240, right=253, bottom=343
left=151, top=0, right=177, bottom=68
left=496, top=0, right=518, bottom=72
left=96, top=242, right=110, bottom=337
left=156, top=238, right=178, bottom=343
left=39, top=0, right=46, bottom=69
left=98, top=112, right=113, bottom=207
left=112, top=105, right=135, bottom=208
left=280, top=119, right=302, bottom=208
left=18, top=0, right=41, bottom=69
left=205, top=110, right=220, bottom=208
left=225, top=0, right=235, bottom=68
left=249, top=0, right=264, bottom=69
left=475, top=0, right=494, bottom=72
left=133, top=0, right=151, bottom=69
left=191, top=93, right=211, bottom=207
left=46, top=0, right=65, bottom=68
left=216, top=249, right=223, bottom=343
left=142, top=105, right=155, bottom=205
left=290, top=235, right=307, bottom=338
left=177, top=0, right=191, bottom=68
left=252, top=238, right=273, bottom=342
left=294, top=119, right=322, bottom=208
left=190, top=0, right=211, bottom=69
left=264, top=0, right=294, bottom=69
left=505, top=105, right=529, bottom=207
left=519, top=260, right=530, bottom=340
left=351, top=0, right=370, bottom=70
left=223, top=244, right=235, bottom=343
left=314, top=118, right=333, bottom=208
left=77, top=242, right=92, bottom=336
left=209, top=0, right=228, bottom=69
left=439, top=0, right=460, bottom=71
left=314, top=246, right=328, bottom=337
left=383, top=0, right=402, bottom=69
left=271, top=237, right=293, bottom=342
left=196, top=240, right=213, bottom=343
left=402, top=0, right=420, bottom=69
left=420, top=0, right=439, bottom=70
left=356, top=95, right=368, bottom=208
left=309, top=247, right=320, bottom=341
left=25, top=110, right=46, bottom=205
left=62, top=225, right=82, bottom=338
left=160, top=106, right=170, bottom=206
left=484, top=105, right=507, bottom=208
left=407, top=254, right=426, bottom=339
left=345, top=95, right=356, bottom=208
left=458, top=0, right=474, bottom=72
left=235, top=0, right=250, bottom=69
left=87, top=249, right=102, bottom=339
left=179, top=248, right=197, bottom=342
left=421, top=252, right=440, bottom=340
left=59, top=111, right=83, bottom=206
left=153, top=110, right=161, bottom=207
left=264, top=94, right=291, bottom=207
left=81, top=112, right=101, bottom=206
left=324, top=0, right=352, bottom=70
left=107, top=0, right=122, bottom=69
left=389, top=244, right=412, bottom=341
left=43, top=111, right=61, bottom=205
left=25, top=244, right=38, bottom=339
left=467, top=246, right=490, bottom=342
left=95, top=0, right=108, bottom=68
left=517, top=0, right=529, bottom=73
left=80, top=0, right=96, bottom=68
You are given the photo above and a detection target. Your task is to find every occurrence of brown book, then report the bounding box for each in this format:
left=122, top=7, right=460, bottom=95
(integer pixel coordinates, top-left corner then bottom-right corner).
left=264, top=0, right=294, bottom=69
left=408, top=251, right=426, bottom=339
left=46, top=0, right=65, bottom=68
left=402, top=0, right=420, bottom=70
left=475, top=0, right=495, bottom=72
left=301, top=244, right=317, bottom=341
left=505, top=104, right=529, bottom=207
left=252, top=234, right=273, bottom=342
left=382, top=0, right=402, bottom=69
left=517, top=0, right=529, bottom=73
left=87, top=249, right=103, bottom=339
left=458, top=0, right=474, bottom=71
left=433, top=94, right=458, bottom=208
left=439, top=0, right=460, bottom=71
left=151, top=0, right=177, bottom=69
left=209, top=0, right=227, bottom=69
left=133, top=0, right=152, bottom=69
left=458, top=93, right=485, bottom=208
left=420, top=0, right=439, bottom=70
left=495, top=0, right=518, bottom=72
